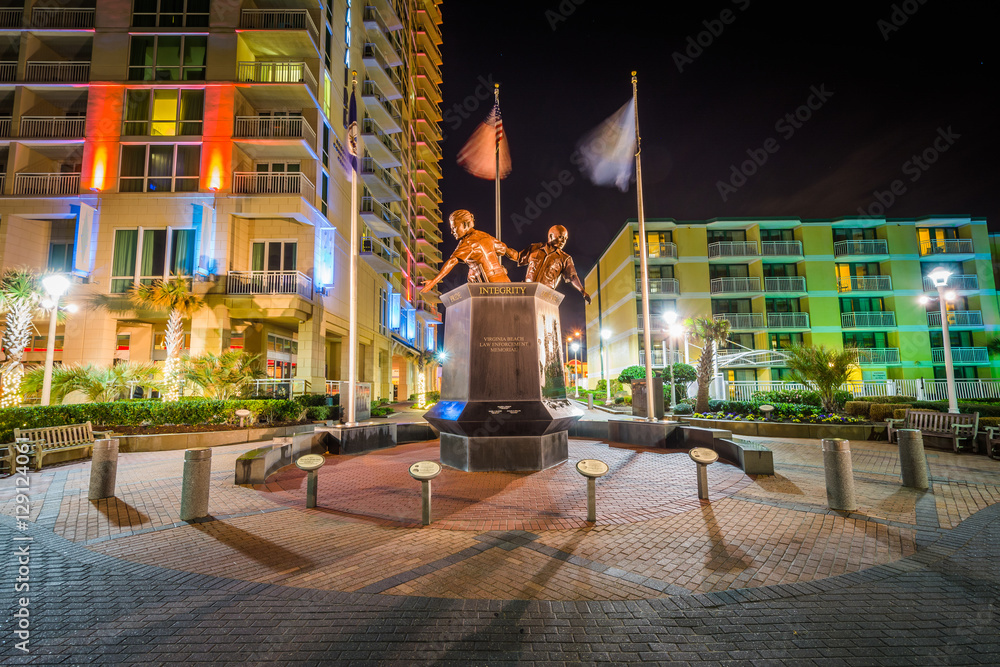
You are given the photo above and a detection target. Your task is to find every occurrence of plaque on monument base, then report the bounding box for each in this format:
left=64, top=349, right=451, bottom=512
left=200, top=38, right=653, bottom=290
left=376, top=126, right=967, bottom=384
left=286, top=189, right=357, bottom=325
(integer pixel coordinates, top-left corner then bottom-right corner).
left=424, top=283, right=582, bottom=472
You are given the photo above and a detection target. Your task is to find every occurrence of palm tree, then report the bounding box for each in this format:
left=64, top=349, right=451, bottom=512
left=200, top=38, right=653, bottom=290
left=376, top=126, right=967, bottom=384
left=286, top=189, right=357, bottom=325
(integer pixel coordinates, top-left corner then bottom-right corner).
left=23, top=362, right=158, bottom=403
left=413, top=350, right=435, bottom=407
left=183, top=350, right=263, bottom=400
left=130, top=277, right=204, bottom=401
left=0, top=268, right=44, bottom=407
left=689, top=316, right=730, bottom=413
left=784, top=345, right=859, bottom=412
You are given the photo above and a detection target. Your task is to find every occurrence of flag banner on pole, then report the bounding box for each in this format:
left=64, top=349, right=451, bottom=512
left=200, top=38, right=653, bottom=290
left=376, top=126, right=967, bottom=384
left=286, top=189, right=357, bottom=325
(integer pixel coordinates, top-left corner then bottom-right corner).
left=577, top=98, right=637, bottom=192
left=347, top=86, right=359, bottom=173
left=457, top=102, right=511, bottom=180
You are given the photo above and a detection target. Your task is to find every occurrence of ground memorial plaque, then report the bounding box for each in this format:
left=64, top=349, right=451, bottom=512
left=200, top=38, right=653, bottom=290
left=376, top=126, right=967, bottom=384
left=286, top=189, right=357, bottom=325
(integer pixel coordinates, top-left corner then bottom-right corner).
left=295, top=454, right=325, bottom=508
left=575, top=458, right=609, bottom=522
left=689, top=447, right=719, bottom=500
left=408, top=460, right=442, bottom=480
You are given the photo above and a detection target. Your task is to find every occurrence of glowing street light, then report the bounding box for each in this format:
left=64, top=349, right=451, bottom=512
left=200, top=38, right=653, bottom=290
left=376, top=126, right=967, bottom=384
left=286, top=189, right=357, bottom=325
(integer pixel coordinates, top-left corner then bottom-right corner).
left=921, top=268, right=959, bottom=413
left=40, top=274, right=71, bottom=407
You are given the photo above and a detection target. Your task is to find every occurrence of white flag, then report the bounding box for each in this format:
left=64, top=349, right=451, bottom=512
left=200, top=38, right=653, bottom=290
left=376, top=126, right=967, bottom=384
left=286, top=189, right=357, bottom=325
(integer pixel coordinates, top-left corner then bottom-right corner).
left=577, top=98, right=636, bottom=192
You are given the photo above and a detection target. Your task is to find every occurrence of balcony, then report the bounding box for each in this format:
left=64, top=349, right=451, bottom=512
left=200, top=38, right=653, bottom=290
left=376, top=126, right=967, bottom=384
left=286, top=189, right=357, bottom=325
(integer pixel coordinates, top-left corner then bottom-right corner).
left=853, top=348, right=901, bottom=365
left=932, top=347, right=989, bottom=365
left=635, top=278, right=679, bottom=296
left=361, top=235, right=399, bottom=274
left=710, top=276, right=761, bottom=294
left=239, top=10, right=319, bottom=58
left=0, top=116, right=10, bottom=138
left=415, top=130, right=442, bottom=160
left=372, top=0, right=403, bottom=30
left=17, top=116, right=86, bottom=139
left=713, top=313, right=764, bottom=330
left=362, top=44, right=403, bottom=99
left=922, top=274, right=979, bottom=291
left=362, top=6, right=403, bottom=66
left=837, top=275, right=892, bottom=292
left=634, top=241, right=677, bottom=260
left=232, top=172, right=315, bottom=202
left=0, top=61, right=15, bottom=82
left=919, top=238, right=974, bottom=257
left=226, top=271, right=312, bottom=300
left=415, top=30, right=442, bottom=65
left=237, top=61, right=317, bottom=104
left=360, top=118, right=401, bottom=167
left=30, top=7, right=95, bottom=28
left=13, top=172, right=80, bottom=196
left=360, top=157, right=402, bottom=202
left=415, top=68, right=443, bottom=100
left=234, top=115, right=315, bottom=144
left=360, top=195, right=401, bottom=238
left=716, top=349, right=789, bottom=367
left=834, top=239, right=889, bottom=258
left=414, top=182, right=442, bottom=204
left=841, top=311, right=896, bottom=328
left=24, top=61, right=90, bottom=83
left=767, top=312, right=810, bottom=329
left=927, top=310, right=984, bottom=328
left=708, top=240, right=758, bottom=260
left=761, top=240, right=803, bottom=258
left=361, top=80, right=402, bottom=132
left=763, top=276, right=806, bottom=293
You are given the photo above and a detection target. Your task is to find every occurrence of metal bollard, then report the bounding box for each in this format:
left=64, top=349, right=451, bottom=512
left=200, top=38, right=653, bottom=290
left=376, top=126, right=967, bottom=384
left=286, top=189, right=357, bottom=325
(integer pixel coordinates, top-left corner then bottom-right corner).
left=180, top=447, right=212, bottom=521
left=822, top=438, right=857, bottom=511
left=896, top=429, right=930, bottom=490
left=576, top=459, right=609, bottom=522
left=689, top=448, right=719, bottom=501
left=88, top=438, right=120, bottom=500
left=409, top=461, right=442, bottom=525
left=296, top=454, right=326, bottom=509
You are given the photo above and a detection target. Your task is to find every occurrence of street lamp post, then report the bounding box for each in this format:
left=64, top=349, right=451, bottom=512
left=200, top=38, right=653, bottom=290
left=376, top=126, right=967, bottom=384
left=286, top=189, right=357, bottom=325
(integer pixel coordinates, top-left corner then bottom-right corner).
left=40, top=274, right=71, bottom=407
left=601, top=328, right=611, bottom=404
left=570, top=342, right=580, bottom=398
left=924, top=268, right=959, bottom=414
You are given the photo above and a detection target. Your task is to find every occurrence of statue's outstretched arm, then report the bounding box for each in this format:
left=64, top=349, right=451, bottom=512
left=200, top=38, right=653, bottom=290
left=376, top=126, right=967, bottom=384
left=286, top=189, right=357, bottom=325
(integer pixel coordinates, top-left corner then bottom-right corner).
left=563, top=257, right=592, bottom=304
left=421, top=256, right=460, bottom=293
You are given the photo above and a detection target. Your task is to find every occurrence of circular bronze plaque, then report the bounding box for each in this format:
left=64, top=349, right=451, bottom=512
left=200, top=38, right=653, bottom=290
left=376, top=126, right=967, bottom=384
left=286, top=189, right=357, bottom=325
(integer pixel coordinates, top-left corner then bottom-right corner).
left=576, top=459, right=610, bottom=478
left=689, top=447, right=719, bottom=465
left=296, top=454, right=326, bottom=471
left=409, top=460, right=443, bottom=480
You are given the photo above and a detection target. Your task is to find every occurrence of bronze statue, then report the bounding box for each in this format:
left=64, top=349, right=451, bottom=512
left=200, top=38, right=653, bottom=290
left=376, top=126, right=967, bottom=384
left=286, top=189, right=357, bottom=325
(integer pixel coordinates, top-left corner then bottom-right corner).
left=518, top=225, right=591, bottom=303
left=421, top=209, right=517, bottom=292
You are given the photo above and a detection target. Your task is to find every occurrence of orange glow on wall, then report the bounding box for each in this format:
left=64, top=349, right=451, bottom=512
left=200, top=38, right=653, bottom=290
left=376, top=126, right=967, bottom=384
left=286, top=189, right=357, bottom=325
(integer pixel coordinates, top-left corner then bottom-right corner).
left=200, top=84, right=235, bottom=192
left=91, top=145, right=107, bottom=191
left=81, top=85, right=124, bottom=192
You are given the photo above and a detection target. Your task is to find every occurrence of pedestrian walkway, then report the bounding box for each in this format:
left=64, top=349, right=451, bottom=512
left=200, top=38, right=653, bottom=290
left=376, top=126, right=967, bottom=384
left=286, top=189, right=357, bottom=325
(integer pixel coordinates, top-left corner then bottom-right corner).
left=2, top=432, right=998, bottom=664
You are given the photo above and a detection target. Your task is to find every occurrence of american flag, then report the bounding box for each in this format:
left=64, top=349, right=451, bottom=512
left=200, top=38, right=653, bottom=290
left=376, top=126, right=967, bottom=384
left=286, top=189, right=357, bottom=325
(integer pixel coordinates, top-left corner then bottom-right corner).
left=458, top=102, right=511, bottom=180
left=490, top=102, right=503, bottom=145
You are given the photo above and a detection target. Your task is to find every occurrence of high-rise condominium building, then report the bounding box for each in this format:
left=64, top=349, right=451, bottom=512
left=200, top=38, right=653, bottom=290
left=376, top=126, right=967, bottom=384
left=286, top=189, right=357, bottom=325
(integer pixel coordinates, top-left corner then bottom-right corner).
left=0, top=0, right=444, bottom=401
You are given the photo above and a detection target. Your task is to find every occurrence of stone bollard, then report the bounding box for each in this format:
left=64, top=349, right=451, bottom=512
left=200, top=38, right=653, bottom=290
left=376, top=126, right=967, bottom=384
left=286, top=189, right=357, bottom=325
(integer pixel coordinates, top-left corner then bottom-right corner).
left=587, top=394, right=594, bottom=410
left=896, top=429, right=930, bottom=490
left=88, top=438, right=120, bottom=500
left=180, top=447, right=212, bottom=521
left=822, top=438, right=857, bottom=511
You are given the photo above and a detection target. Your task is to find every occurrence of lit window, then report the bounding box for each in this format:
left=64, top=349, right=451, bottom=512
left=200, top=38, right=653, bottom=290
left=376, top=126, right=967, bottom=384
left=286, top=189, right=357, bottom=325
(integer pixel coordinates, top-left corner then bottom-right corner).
left=120, top=144, right=201, bottom=192
left=110, top=227, right=196, bottom=293
left=48, top=242, right=74, bottom=272
left=123, top=89, right=204, bottom=136
left=128, top=35, right=207, bottom=81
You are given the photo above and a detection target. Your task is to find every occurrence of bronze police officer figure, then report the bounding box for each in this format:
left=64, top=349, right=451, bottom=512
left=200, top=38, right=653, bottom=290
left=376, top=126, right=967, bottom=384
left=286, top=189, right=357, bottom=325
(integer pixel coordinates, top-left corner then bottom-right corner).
left=421, top=209, right=517, bottom=292
left=518, top=225, right=591, bottom=303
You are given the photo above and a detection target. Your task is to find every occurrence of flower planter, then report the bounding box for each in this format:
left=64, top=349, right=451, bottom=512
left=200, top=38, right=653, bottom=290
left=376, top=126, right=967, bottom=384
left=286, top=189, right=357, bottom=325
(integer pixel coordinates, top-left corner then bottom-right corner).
left=681, top=418, right=875, bottom=441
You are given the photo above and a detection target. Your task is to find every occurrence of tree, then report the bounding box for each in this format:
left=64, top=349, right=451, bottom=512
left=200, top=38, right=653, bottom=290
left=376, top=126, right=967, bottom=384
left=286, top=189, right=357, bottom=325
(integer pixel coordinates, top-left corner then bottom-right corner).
left=130, top=278, right=204, bottom=401
left=665, top=362, right=697, bottom=402
left=413, top=350, right=435, bottom=407
left=23, top=362, right=158, bottom=403
left=183, top=350, right=263, bottom=400
left=689, top=317, right=730, bottom=413
left=783, top=345, right=859, bottom=412
left=0, top=268, right=44, bottom=407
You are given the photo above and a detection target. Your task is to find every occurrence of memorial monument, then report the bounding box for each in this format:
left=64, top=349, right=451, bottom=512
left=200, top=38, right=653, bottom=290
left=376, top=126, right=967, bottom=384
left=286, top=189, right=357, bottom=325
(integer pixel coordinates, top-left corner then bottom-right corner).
left=421, top=211, right=586, bottom=471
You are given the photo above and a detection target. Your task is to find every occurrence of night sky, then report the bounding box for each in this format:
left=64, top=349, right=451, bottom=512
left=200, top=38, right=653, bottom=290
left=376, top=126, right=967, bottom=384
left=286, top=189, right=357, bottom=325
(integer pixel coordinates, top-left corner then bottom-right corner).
left=434, top=1, right=998, bottom=353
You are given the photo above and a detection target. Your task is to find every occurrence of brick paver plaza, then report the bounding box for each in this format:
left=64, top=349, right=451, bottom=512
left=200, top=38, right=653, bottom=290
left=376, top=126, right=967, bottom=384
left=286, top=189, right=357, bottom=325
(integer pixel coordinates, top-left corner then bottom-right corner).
left=2, top=424, right=999, bottom=664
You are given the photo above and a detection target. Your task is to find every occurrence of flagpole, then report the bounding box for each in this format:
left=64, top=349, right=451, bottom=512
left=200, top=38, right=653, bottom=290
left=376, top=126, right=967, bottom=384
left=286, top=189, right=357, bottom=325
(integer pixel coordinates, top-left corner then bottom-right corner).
left=632, top=71, right=656, bottom=422
left=494, top=83, right=501, bottom=242
left=347, top=72, right=359, bottom=425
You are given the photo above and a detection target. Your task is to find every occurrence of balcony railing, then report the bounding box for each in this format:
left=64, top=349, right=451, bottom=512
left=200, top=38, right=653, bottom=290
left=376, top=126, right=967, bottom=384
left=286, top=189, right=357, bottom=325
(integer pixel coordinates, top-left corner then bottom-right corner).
left=0, top=116, right=10, bottom=138
left=853, top=348, right=901, bottom=365
left=767, top=312, right=810, bottom=328
left=237, top=61, right=316, bottom=90
left=30, top=7, right=95, bottom=28
left=927, top=310, right=983, bottom=327
left=760, top=240, right=803, bottom=256
left=240, top=9, right=319, bottom=42
left=13, top=172, right=80, bottom=196
left=0, top=8, right=21, bottom=28
left=710, top=276, right=761, bottom=294
left=834, top=239, right=888, bottom=257
left=634, top=242, right=677, bottom=259
left=360, top=157, right=403, bottom=197
left=24, top=61, right=90, bottom=82
left=234, top=115, right=315, bottom=143
left=841, top=311, right=896, bottom=328
left=763, top=276, right=806, bottom=292
left=635, top=278, right=679, bottom=295
left=923, top=274, right=979, bottom=291
left=232, top=172, right=315, bottom=201
left=227, top=270, right=312, bottom=300
left=932, top=347, right=989, bottom=365
left=919, top=238, right=974, bottom=256
left=708, top=240, right=758, bottom=259
left=18, top=116, right=86, bottom=139
left=713, top=313, right=764, bottom=329
left=0, top=61, right=15, bottom=82
left=837, top=275, right=892, bottom=292
left=360, top=196, right=401, bottom=233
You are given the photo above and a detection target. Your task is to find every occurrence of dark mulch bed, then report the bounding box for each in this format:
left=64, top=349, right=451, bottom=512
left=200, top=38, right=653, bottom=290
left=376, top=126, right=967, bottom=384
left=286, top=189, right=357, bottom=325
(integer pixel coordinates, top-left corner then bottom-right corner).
left=100, top=421, right=309, bottom=435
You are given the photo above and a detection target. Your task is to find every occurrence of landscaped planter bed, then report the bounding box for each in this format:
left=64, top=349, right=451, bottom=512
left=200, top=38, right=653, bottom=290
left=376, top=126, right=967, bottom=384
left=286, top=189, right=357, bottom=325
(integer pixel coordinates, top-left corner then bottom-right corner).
left=680, top=417, right=877, bottom=441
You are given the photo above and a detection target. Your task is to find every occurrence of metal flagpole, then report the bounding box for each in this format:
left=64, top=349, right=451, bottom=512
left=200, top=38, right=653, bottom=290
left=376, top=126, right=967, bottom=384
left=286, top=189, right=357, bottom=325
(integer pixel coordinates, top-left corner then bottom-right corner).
left=494, top=83, right=501, bottom=242
left=632, top=71, right=656, bottom=421
left=347, top=72, right=360, bottom=425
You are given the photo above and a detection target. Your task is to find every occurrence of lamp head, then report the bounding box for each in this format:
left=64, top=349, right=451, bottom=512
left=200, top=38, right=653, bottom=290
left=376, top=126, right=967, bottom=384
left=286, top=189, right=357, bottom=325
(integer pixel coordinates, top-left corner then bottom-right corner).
left=570, top=342, right=580, bottom=352
left=918, top=295, right=931, bottom=305
left=64, top=303, right=79, bottom=313
left=601, top=328, right=611, bottom=341
left=42, top=274, right=70, bottom=298
left=669, top=323, right=684, bottom=337
left=928, top=267, right=952, bottom=287
left=944, top=291, right=957, bottom=302
left=662, top=311, right=678, bottom=325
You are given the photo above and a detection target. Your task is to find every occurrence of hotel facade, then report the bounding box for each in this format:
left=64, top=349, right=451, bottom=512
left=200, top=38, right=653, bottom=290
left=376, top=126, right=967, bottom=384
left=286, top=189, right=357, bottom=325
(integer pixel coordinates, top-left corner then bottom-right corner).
left=0, top=0, right=444, bottom=401
left=585, top=216, right=1000, bottom=398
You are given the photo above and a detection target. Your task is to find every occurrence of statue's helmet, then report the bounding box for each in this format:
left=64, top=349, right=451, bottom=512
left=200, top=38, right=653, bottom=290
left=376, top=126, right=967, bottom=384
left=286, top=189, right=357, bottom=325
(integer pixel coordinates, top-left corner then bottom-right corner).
left=548, top=225, right=569, bottom=249
left=449, top=209, right=475, bottom=238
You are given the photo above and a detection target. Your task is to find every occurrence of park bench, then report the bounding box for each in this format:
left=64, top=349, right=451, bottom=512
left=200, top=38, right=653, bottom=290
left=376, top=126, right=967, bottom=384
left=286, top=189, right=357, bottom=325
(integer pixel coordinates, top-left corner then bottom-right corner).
left=6, top=422, right=113, bottom=472
left=886, top=409, right=978, bottom=453
left=980, top=427, right=1000, bottom=461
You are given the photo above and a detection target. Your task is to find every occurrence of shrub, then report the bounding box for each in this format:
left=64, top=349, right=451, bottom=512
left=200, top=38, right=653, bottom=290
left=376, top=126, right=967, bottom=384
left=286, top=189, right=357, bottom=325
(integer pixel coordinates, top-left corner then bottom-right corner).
left=855, top=395, right=917, bottom=404
left=980, top=416, right=1000, bottom=428
left=911, top=401, right=1000, bottom=417
left=869, top=403, right=912, bottom=422
left=306, top=406, right=331, bottom=420
left=893, top=409, right=908, bottom=419
left=296, top=394, right=332, bottom=408
left=614, top=395, right=632, bottom=405
left=751, top=389, right=822, bottom=406
left=844, top=402, right=871, bottom=418
left=618, top=365, right=657, bottom=382
left=671, top=403, right=693, bottom=415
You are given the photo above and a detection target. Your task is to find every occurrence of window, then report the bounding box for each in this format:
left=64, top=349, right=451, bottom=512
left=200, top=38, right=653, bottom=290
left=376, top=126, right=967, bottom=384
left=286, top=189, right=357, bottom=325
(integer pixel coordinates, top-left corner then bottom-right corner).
left=707, top=229, right=746, bottom=243
left=266, top=333, right=297, bottom=379
left=763, top=263, right=798, bottom=277
left=760, top=228, right=794, bottom=242
left=648, top=265, right=674, bottom=279
left=29, top=335, right=64, bottom=352
left=123, top=89, right=204, bottom=136
left=833, top=227, right=876, bottom=242
left=133, top=0, right=209, bottom=28
left=709, top=264, right=749, bottom=279
left=110, top=227, right=196, bottom=292
left=128, top=35, right=207, bottom=81
left=766, top=298, right=801, bottom=313
left=252, top=241, right=297, bottom=272
left=153, top=331, right=191, bottom=353
left=378, top=288, right=388, bottom=335
left=770, top=332, right=804, bottom=350
left=929, top=331, right=973, bottom=348
left=116, top=334, right=131, bottom=351
left=917, top=227, right=958, bottom=254
left=843, top=332, right=888, bottom=348
left=48, top=242, right=74, bottom=272
left=840, top=297, right=884, bottom=312
left=719, top=333, right=752, bottom=351
left=712, top=298, right=752, bottom=314
left=933, top=366, right=977, bottom=380
left=835, top=262, right=881, bottom=279
left=120, top=144, right=200, bottom=192
left=229, top=331, right=244, bottom=350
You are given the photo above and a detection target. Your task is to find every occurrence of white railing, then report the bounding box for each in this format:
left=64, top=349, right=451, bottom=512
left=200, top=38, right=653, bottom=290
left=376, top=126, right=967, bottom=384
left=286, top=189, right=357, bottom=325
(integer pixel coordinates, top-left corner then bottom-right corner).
left=727, top=378, right=1000, bottom=403
left=841, top=311, right=896, bottom=328
left=919, top=238, right=974, bottom=256
left=0, top=61, right=15, bottom=82
left=634, top=242, right=677, bottom=259
left=30, top=7, right=95, bottom=28
left=18, top=116, right=86, bottom=138
left=635, top=278, right=679, bottom=295
left=767, top=312, right=810, bottom=328
left=925, top=380, right=1000, bottom=402
left=764, top=276, right=806, bottom=292
left=24, top=61, right=90, bottom=82
left=640, top=348, right=685, bottom=367
left=708, top=241, right=758, bottom=258
left=713, top=313, right=765, bottom=329
left=249, top=378, right=309, bottom=398
left=760, top=240, right=802, bottom=256
left=232, top=172, right=315, bottom=201
left=923, top=274, right=978, bottom=291
left=0, top=116, right=10, bottom=137
left=226, top=270, right=312, bottom=299
left=716, top=349, right=790, bottom=367
left=710, top=276, right=761, bottom=294
left=233, top=115, right=315, bottom=143
left=237, top=61, right=316, bottom=90
left=927, top=310, right=983, bottom=327
left=0, top=8, right=21, bottom=28
left=852, top=348, right=901, bottom=365
left=837, top=275, right=892, bottom=292
left=240, top=9, right=319, bottom=43
left=931, top=347, right=989, bottom=365
left=834, top=239, right=888, bottom=256
left=13, top=172, right=80, bottom=196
